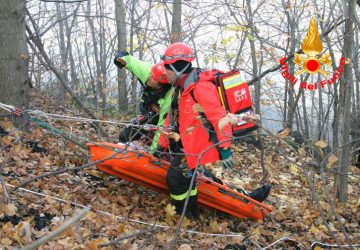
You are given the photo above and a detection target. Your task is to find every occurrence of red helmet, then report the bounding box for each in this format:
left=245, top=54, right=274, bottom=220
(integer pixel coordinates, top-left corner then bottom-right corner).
left=151, top=62, right=169, bottom=84
left=161, top=42, right=195, bottom=64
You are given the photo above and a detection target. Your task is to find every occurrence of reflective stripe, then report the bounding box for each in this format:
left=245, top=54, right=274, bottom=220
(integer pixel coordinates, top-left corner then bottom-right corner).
left=170, top=188, right=198, bottom=201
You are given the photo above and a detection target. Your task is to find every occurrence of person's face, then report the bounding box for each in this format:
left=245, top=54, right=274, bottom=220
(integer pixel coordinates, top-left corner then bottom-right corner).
left=147, top=76, right=161, bottom=89
left=164, top=67, right=177, bottom=84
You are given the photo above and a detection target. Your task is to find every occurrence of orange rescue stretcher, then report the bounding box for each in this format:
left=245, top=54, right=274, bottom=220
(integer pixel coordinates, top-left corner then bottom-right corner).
left=87, top=142, right=272, bottom=220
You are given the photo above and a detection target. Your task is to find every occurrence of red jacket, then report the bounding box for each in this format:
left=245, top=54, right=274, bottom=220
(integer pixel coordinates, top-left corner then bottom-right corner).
left=178, top=70, right=232, bottom=169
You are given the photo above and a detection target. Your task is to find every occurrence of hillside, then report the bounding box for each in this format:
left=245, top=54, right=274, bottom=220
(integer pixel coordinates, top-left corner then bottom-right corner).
left=0, top=92, right=359, bottom=249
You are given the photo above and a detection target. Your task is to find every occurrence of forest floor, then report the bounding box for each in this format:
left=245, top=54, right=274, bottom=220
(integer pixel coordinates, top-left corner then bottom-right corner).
left=0, top=91, right=359, bottom=250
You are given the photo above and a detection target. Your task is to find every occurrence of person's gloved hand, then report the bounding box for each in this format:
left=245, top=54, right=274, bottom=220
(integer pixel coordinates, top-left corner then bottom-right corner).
left=220, top=148, right=235, bottom=169
left=114, top=51, right=129, bottom=68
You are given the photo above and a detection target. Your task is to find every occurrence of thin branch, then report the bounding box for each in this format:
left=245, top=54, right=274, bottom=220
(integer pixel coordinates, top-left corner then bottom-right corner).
left=39, top=0, right=88, bottom=3
left=98, top=227, right=159, bottom=248
left=37, top=5, right=80, bottom=37
left=262, top=237, right=304, bottom=249
left=16, top=207, right=89, bottom=250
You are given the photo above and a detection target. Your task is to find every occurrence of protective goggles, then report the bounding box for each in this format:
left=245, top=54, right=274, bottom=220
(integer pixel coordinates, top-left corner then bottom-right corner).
left=160, top=54, right=195, bottom=61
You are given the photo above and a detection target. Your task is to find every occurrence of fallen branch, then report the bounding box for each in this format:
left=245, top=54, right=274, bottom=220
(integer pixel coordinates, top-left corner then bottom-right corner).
left=16, top=207, right=89, bottom=250
left=311, top=241, right=360, bottom=249
left=98, top=227, right=159, bottom=248
left=263, top=237, right=304, bottom=249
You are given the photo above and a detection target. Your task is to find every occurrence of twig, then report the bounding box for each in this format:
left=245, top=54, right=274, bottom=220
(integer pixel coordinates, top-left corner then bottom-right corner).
left=262, top=237, right=304, bottom=249
left=98, top=227, right=159, bottom=248
left=9, top=150, right=124, bottom=194
left=16, top=207, right=89, bottom=250
left=39, top=0, right=88, bottom=2
left=311, top=241, right=360, bottom=249
left=248, top=239, right=263, bottom=249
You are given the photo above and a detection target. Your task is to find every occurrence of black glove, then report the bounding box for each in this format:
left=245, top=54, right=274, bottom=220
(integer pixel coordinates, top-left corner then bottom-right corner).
left=114, top=51, right=129, bottom=68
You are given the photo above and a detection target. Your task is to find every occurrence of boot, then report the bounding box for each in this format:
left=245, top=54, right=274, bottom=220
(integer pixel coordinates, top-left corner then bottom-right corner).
left=248, top=183, right=271, bottom=202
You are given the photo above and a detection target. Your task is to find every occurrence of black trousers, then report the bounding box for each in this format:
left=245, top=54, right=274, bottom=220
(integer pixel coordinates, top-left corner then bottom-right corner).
left=166, top=155, right=199, bottom=219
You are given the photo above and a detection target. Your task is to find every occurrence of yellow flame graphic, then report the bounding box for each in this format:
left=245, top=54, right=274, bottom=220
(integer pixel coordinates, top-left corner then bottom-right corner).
left=301, top=17, right=323, bottom=55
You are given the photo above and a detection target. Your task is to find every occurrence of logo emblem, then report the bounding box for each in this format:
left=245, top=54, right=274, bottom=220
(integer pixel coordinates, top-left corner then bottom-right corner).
left=294, top=17, right=331, bottom=76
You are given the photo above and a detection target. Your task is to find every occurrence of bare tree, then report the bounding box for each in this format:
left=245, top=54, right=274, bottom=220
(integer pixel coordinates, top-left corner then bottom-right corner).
left=336, top=0, right=356, bottom=203
left=171, top=0, right=182, bottom=43
left=115, top=0, right=128, bottom=112
left=0, top=0, right=30, bottom=128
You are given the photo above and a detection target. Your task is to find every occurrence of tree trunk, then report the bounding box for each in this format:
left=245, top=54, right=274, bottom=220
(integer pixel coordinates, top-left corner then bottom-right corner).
left=55, top=2, right=68, bottom=98
left=317, top=78, right=323, bottom=140
left=0, top=0, right=29, bottom=128
left=246, top=0, right=260, bottom=117
left=301, top=88, right=310, bottom=139
left=336, top=0, right=356, bottom=203
left=129, top=1, right=137, bottom=107
left=171, top=0, right=182, bottom=43
left=115, top=0, right=127, bottom=112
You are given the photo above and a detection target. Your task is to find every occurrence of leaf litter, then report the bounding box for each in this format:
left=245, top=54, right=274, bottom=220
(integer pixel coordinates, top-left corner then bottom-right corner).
left=0, top=91, right=359, bottom=249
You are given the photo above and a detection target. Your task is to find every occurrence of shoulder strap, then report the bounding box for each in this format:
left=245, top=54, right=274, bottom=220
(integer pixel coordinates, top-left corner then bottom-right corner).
left=169, top=86, right=181, bottom=128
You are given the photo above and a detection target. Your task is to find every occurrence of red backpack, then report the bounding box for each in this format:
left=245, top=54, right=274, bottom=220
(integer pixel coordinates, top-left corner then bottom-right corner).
left=197, top=69, right=258, bottom=136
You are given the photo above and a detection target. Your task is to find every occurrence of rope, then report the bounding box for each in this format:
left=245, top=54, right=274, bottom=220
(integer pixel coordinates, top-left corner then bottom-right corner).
left=26, top=110, right=132, bottom=127
left=28, top=117, right=88, bottom=150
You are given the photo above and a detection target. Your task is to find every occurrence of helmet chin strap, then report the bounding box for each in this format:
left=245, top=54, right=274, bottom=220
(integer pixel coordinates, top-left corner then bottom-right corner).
left=169, top=63, right=190, bottom=80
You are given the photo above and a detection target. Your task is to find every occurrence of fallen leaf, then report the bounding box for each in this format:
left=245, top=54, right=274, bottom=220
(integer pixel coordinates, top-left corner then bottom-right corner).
left=2, top=136, right=13, bottom=145
left=327, top=154, right=338, bottom=168
left=289, top=164, right=299, bottom=174
left=15, top=221, right=32, bottom=244
left=178, top=244, right=192, bottom=250
left=209, top=218, right=218, bottom=233
left=0, top=237, right=13, bottom=246
left=0, top=204, right=18, bottom=216
left=298, top=147, right=307, bottom=158
left=2, top=222, right=13, bottom=237
left=315, top=140, right=328, bottom=148
left=165, top=204, right=176, bottom=217
left=86, top=239, right=106, bottom=250
left=156, top=232, right=168, bottom=242
left=274, top=210, right=286, bottom=221
left=181, top=217, right=190, bottom=229
left=277, top=128, right=291, bottom=139
left=86, top=211, right=97, bottom=220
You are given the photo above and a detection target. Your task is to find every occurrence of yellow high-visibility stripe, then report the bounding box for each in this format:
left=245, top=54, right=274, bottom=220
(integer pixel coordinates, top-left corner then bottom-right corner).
left=217, top=86, right=226, bottom=107
left=222, top=72, right=241, bottom=82
left=224, top=81, right=246, bottom=90
left=170, top=188, right=198, bottom=201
